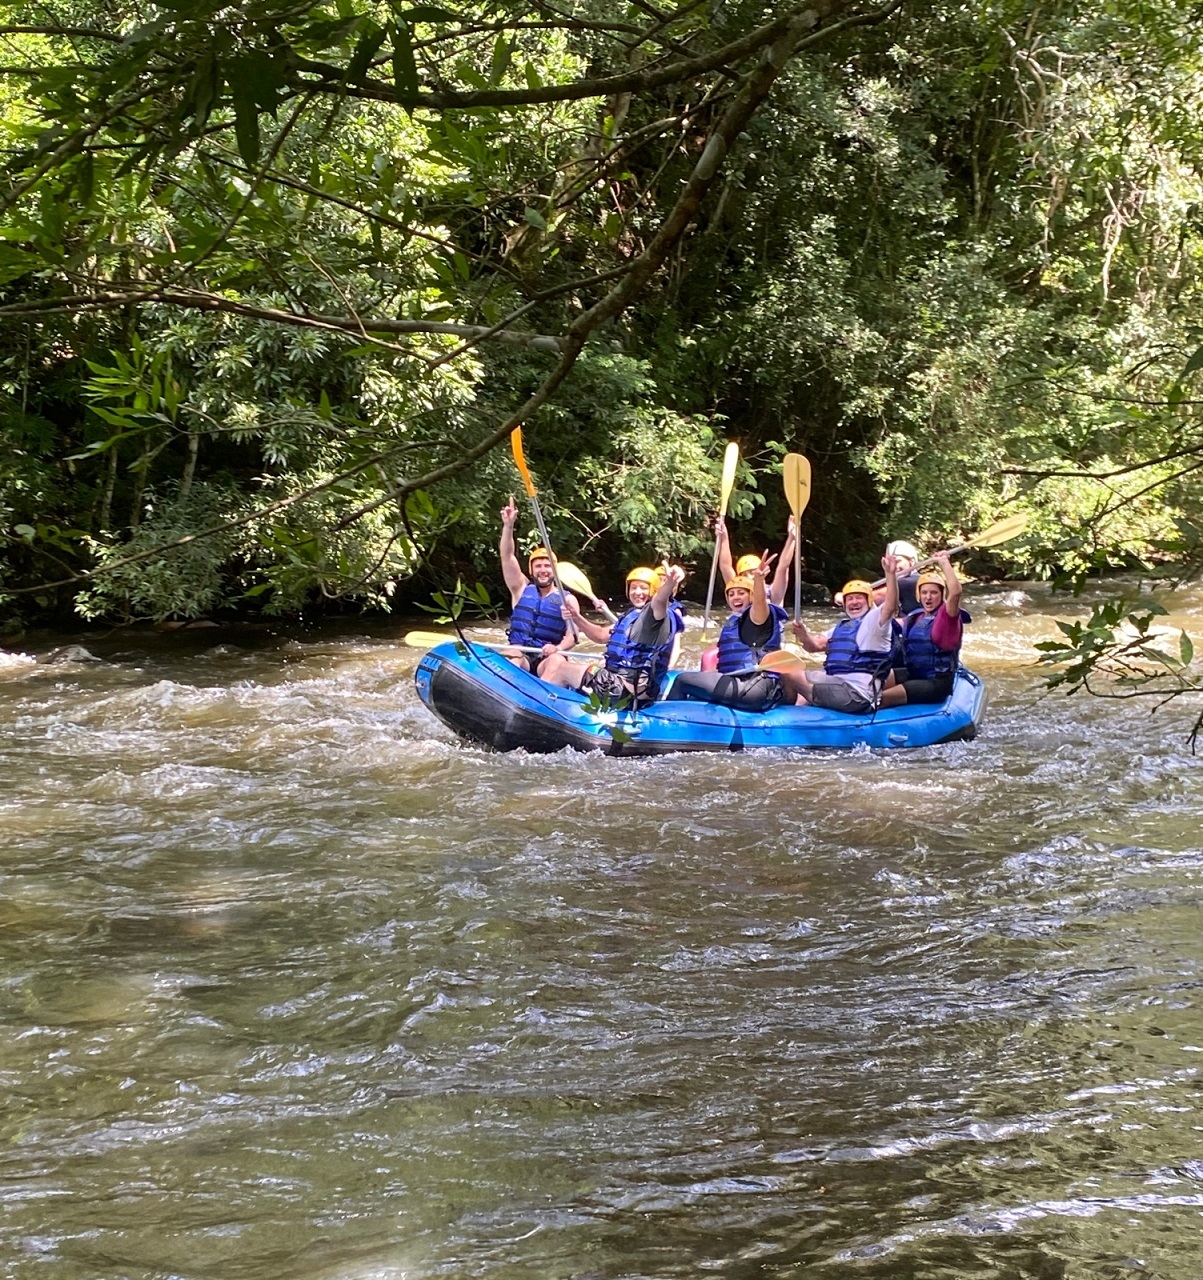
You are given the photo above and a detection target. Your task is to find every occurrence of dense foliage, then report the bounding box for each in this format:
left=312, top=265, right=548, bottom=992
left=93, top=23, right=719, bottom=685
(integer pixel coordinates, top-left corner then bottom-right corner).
left=1, top=0, right=1202, bottom=685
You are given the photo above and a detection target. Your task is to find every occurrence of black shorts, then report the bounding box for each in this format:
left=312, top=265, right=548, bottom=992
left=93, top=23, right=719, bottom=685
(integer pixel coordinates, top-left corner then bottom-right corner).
left=664, top=670, right=783, bottom=712
left=581, top=665, right=653, bottom=706
left=900, top=673, right=955, bottom=704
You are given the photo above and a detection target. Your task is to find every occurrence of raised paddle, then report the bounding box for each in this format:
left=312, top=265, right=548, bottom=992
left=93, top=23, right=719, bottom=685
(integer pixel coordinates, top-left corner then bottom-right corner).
left=511, top=426, right=576, bottom=637
left=403, top=630, right=598, bottom=659
left=869, top=512, right=1030, bottom=588
left=782, top=453, right=812, bottom=623
left=556, top=561, right=619, bottom=624
left=702, top=441, right=741, bottom=636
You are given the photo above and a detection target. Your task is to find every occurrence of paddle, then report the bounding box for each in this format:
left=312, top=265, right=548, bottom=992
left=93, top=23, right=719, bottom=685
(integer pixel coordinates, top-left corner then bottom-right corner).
left=702, top=441, right=740, bottom=636
left=511, top=426, right=576, bottom=636
left=755, top=647, right=810, bottom=674
left=782, top=453, right=812, bottom=623
left=556, top=561, right=619, bottom=624
left=870, top=512, right=1030, bottom=588
left=403, top=630, right=597, bottom=660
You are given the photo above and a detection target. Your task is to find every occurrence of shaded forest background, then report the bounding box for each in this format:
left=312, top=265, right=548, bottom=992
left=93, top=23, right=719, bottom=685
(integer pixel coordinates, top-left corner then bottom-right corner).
left=2, top=0, right=1203, bottom=632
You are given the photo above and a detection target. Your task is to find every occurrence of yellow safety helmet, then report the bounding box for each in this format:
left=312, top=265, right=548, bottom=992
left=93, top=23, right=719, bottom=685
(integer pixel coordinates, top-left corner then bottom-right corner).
left=625, top=566, right=662, bottom=591
left=725, top=574, right=754, bottom=593
left=915, top=571, right=947, bottom=596
left=735, top=553, right=762, bottom=574
left=527, top=546, right=555, bottom=571
left=840, top=579, right=874, bottom=603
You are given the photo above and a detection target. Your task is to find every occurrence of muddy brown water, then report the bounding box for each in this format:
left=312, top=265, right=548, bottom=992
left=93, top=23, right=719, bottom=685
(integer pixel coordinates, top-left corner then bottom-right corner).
left=2, top=582, right=1202, bottom=1279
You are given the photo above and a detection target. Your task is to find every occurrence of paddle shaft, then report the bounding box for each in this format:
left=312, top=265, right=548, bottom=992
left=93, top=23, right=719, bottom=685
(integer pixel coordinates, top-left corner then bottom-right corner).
left=406, top=632, right=597, bottom=661
left=702, top=442, right=740, bottom=635
left=511, top=428, right=576, bottom=637
left=782, top=454, right=811, bottom=625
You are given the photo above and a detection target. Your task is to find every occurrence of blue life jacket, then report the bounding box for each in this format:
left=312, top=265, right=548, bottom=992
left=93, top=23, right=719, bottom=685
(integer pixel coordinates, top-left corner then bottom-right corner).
left=605, top=603, right=684, bottom=696
left=824, top=615, right=893, bottom=677
left=716, top=602, right=787, bottom=674
left=508, top=583, right=567, bottom=648
left=890, top=617, right=905, bottom=669
left=903, top=607, right=971, bottom=679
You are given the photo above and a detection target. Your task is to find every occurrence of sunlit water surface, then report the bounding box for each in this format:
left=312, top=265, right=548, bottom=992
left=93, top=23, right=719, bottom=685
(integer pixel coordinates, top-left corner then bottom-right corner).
left=2, top=582, right=1203, bottom=1279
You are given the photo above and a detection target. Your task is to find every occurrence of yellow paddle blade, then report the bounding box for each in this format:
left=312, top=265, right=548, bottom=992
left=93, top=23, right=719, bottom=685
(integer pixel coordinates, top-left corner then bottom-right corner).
left=510, top=428, right=537, bottom=498
left=555, top=561, right=594, bottom=596
left=960, top=512, right=1029, bottom=550
left=783, top=453, right=812, bottom=520
left=757, top=647, right=807, bottom=673
left=718, top=441, right=740, bottom=517
left=403, top=629, right=462, bottom=649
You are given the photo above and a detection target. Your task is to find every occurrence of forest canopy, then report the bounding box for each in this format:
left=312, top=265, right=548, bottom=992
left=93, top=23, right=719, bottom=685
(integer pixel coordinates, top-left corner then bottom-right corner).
left=2, top=0, right=1203, bottom=627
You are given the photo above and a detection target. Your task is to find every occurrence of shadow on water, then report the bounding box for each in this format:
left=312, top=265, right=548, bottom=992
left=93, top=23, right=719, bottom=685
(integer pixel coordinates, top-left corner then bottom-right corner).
left=1, top=585, right=1202, bottom=1278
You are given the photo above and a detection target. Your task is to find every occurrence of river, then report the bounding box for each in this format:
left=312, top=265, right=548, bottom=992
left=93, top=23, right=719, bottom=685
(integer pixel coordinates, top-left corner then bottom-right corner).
left=2, top=581, right=1202, bottom=1279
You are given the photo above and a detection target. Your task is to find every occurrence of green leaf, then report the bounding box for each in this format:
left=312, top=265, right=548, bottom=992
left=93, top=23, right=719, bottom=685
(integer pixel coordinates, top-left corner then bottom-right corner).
left=1181, top=632, right=1195, bottom=666
left=13, top=524, right=35, bottom=542
left=389, top=21, right=420, bottom=103
left=0, top=244, right=40, bottom=285
left=522, top=207, right=547, bottom=230
left=490, top=33, right=511, bottom=85
left=1181, top=344, right=1203, bottom=378
left=402, top=6, right=458, bottom=21
left=347, top=19, right=388, bottom=83
left=231, top=84, right=261, bottom=167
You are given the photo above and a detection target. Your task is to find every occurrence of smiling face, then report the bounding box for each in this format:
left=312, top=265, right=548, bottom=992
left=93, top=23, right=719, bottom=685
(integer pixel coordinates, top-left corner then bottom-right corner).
left=529, top=557, right=555, bottom=588
left=843, top=591, right=871, bottom=619
left=626, top=580, right=652, bottom=607
left=725, top=586, right=751, bottom=612
left=918, top=581, right=944, bottom=612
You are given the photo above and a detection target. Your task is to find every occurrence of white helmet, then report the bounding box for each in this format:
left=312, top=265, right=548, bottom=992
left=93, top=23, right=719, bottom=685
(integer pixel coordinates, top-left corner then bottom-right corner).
left=887, top=540, right=919, bottom=563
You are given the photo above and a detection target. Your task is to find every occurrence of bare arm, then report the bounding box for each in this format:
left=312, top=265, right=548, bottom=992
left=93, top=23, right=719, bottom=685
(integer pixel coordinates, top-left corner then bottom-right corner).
left=791, top=620, right=827, bottom=652
left=936, top=551, right=962, bottom=618
left=498, top=497, right=528, bottom=604
left=879, top=552, right=899, bottom=620
left=716, top=517, right=734, bottom=587
left=750, top=551, right=774, bottom=626
left=563, top=595, right=609, bottom=645
left=651, top=563, right=685, bottom=621
left=769, top=515, right=796, bottom=607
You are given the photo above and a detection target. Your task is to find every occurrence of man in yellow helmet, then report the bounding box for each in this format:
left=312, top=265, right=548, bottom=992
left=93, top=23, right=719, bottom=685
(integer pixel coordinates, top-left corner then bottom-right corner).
left=540, top=563, right=686, bottom=705
left=498, top=497, right=575, bottom=673
left=776, top=553, right=900, bottom=713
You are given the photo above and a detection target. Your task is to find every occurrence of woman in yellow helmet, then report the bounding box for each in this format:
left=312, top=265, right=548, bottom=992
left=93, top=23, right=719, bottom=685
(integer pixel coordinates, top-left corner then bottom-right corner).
left=540, top=563, right=686, bottom=705
left=664, top=555, right=788, bottom=711
left=878, top=550, right=969, bottom=707
left=716, top=516, right=798, bottom=608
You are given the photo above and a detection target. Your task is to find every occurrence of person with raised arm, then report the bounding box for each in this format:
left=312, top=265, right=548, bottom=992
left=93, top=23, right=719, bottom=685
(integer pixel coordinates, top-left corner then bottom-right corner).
left=665, top=554, right=788, bottom=711
left=878, top=551, right=970, bottom=707
left=498, top=496, right=574, bottom=673
left=540, top=563, right=686, bottom=706
left=775, top=553, right=900, bottom=713
left=716, top=516, right=798, bottom=608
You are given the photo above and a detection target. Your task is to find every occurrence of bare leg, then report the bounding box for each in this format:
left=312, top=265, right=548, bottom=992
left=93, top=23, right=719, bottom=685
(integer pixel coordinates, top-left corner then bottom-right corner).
left=539, top=652, right=588, bottom=689
left=500, top=646, right=532, bottom=671
left=776, top=669, right=814, bottom=705
left=877, top=685, right=907, bottom=707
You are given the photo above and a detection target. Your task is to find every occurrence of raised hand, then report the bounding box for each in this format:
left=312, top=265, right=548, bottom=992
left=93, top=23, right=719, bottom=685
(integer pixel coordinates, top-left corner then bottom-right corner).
left=500, top=496, right=518, bottom=526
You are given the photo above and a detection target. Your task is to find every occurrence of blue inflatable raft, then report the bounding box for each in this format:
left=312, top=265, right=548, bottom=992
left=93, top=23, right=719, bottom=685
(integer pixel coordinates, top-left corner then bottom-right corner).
left=414, top=641, right=987, bottom=755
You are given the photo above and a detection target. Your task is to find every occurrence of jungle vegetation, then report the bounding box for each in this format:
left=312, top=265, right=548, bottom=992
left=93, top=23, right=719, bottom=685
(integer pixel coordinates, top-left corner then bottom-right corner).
left=0, top=0, right=1201, bottom=722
